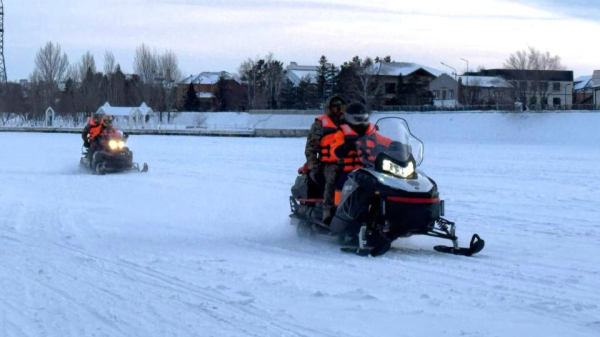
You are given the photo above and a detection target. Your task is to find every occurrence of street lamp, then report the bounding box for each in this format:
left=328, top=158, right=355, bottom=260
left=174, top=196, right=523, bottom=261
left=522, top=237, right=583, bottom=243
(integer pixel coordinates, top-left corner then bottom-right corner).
left=441, top=62, right=458, bottom=108
left=460, top=58, right=469, bottom=105
left=440, top=62, right=457, bottom=81
left=460, top=58, right=469, bottom=86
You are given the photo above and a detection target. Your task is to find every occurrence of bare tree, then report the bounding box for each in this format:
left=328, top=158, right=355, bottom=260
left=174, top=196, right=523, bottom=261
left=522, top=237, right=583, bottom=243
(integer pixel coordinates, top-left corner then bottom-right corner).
left=103, top=50, right=116, bottom=75
left=239, top=57, right=264, bottom=109
left=157, top=50, right=183, bottom=122
left=262, top=53, right=284, bottom=109
left=133, top=44, right=158, bottom=83
left=504, top=47, right=565, bottom=71
left=29, top=42, right=70, bottom=117
left=32, top=41, right=69, bottom=85
left=66, top=64, right=78, bottom=81
left=504, top=47, right=567, bottom=109
left=157, top=50, right=182, bottom=84
left=78, top=51, right=96, bottom=81
left=343, top=57, right=384, bottom=109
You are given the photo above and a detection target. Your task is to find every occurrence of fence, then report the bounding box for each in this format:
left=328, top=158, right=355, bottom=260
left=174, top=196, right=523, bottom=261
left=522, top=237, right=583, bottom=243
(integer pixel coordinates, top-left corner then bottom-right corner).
left=377, top=104, right=600, bottom=112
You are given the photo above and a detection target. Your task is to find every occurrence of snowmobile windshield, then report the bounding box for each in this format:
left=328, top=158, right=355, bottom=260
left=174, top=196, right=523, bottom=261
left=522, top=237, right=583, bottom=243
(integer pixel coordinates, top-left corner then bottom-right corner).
left=371, top=117, right=424, bottom=166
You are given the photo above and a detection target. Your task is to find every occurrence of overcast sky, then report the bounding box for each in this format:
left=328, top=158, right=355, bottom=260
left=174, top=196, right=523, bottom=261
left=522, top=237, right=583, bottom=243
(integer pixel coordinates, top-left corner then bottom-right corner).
left=4, top=0, right=599, bottom=81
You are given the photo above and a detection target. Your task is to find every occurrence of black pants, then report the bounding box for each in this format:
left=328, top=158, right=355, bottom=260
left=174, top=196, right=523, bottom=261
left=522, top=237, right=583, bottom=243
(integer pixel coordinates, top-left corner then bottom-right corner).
left=87, top=141, right=99, bottom=168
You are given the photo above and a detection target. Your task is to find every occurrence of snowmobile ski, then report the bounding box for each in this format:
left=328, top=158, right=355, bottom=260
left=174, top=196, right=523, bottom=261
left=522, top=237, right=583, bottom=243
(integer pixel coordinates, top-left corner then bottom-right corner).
left=434, top=234, right=485, bottom=256
left=339, top=226, right=392, bottom=257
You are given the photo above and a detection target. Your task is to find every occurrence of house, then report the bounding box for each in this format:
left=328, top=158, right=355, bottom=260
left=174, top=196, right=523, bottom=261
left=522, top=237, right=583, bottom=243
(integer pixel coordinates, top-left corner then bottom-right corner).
left=573, top=75, right=594, bottom=104
left=575, top=70, right=600, bottom=106
left=285, top=62, right=318, bottom=86
left=465, top=69, right=573, bottom=108
left=458, top=75, right=513, bottom=106
left=177, top=72, right=245, bottom=111
left=429, top=74, right=458, bottom=107
left=96, top=102, right=155, bottom=127
left=370, top=62, right=443, bottom=105
left=430, top=74, right=514, bottom=107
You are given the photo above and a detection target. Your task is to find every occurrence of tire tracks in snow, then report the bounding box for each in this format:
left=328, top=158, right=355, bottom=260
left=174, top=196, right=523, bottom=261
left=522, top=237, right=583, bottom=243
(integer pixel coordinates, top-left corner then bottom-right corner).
left=0, top=225, right=336, bottom=337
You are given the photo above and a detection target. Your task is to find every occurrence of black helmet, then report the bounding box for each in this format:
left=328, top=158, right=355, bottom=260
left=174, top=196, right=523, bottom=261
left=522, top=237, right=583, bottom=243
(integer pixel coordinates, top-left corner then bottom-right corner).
left=93, top=112, right=105, bottom=124
left=102, top=115, right=114, bottom=127
left=344, top=103, right=370, bottom=127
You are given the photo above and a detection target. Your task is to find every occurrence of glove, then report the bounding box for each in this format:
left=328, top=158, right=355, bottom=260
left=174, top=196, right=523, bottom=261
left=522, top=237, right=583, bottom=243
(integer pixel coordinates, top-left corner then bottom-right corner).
left=84, top=141, right=90, bottom=148
left=297, top=163, right=309, bottom=175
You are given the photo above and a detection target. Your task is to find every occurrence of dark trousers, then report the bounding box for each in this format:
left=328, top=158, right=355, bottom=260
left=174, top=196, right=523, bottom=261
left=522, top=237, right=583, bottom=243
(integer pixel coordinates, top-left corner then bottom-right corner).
left=87, top=141, right=99, bottom=168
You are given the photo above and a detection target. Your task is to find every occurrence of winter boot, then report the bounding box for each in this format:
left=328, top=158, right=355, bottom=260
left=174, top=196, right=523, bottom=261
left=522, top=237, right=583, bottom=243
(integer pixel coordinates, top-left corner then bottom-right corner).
left=322, top=207, right=334, bottom=225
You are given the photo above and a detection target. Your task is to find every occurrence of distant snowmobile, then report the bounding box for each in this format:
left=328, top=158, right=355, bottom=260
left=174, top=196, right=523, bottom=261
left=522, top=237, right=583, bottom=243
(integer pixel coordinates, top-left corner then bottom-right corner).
left=290, top=117, right=484, bottom=257
left=80, top=132, right=148, bottom=175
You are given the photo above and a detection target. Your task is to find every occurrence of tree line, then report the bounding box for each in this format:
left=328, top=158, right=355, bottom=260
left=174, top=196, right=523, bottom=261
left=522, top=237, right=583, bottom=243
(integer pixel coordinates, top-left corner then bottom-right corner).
left=0, top=42, right=568, bottom=125
left=0, top=42, right=183, bottom=124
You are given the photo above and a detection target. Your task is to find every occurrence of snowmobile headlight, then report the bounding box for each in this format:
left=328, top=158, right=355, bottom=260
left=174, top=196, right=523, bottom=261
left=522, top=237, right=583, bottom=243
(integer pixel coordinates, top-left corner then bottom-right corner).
left=382, top=159, right=414, bottom=178
left=108, top=140, right=126, bottom=150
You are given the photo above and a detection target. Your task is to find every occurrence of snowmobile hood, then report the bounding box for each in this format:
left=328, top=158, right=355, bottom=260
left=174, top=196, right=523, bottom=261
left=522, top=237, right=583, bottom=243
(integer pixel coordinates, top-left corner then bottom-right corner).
left=362, top=168, right=435, bottom=194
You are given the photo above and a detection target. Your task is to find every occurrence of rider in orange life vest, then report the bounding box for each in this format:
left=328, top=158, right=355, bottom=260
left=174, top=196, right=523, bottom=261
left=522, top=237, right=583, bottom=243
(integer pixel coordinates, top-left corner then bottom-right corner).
left=97, top=115, right=122, bottom=141
left=86, top=115, right=121, bottom=167
left=304, top=95, right=347, bottom=224
left=81, top=112, right=105, bottom=148
left=330, top=103, right=393, bottom=205
left=82, top=112, right=105, bottom=166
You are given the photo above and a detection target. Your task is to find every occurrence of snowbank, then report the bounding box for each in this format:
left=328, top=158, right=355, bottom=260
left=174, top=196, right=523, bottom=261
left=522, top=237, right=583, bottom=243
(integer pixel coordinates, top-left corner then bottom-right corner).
left=2, top=111, right=599, bottom=145
left=176, top=111, right=600, bottom=145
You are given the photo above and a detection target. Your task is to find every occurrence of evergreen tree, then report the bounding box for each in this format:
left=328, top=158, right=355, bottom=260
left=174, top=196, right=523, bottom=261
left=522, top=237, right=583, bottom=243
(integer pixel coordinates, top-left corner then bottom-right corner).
left=279, top=79, right=297, bottom=109
left=110, top=65, right=127, bottom=106
left=182, top=82, right=200, bottom=111
left=325, top=63, right=338, bottom=99
left=212, top=75, right=229, bottom=111
left=296, top=76, right=319, bottom=109
left=58, top=78, right=77, bottom=114
left=316, top=55, right=328, bottom=103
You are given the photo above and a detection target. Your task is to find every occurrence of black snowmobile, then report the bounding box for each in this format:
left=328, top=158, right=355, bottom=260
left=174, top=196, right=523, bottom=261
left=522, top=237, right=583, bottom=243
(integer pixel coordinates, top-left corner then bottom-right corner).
left=290, top=117, right=484, bottom=257
left=80, top=133, right=148, bottom=175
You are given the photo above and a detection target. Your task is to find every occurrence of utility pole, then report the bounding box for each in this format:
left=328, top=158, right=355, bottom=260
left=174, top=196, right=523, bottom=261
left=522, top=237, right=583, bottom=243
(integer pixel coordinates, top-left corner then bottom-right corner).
left=0, top=0, right=7, bottom=84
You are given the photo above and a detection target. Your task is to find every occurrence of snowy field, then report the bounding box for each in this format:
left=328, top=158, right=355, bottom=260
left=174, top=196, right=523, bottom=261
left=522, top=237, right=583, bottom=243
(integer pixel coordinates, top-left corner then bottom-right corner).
left=1, top=113, right=599, bottom=336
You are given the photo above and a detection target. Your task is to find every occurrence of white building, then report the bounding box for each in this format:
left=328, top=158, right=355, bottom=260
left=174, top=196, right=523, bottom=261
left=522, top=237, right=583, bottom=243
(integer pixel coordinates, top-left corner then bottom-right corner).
left=96, top=102, right=155, bottom=128
left=285, top=62, right=318, bottom=86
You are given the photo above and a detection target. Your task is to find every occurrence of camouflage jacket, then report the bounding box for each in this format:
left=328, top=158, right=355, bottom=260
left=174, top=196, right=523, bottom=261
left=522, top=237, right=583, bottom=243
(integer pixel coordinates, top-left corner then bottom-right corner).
left=304, top=115, right=342, bottom=171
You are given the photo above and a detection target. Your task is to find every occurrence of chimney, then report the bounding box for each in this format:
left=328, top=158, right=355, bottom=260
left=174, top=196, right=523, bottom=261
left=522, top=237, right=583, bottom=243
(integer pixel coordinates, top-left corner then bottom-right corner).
left=593, top=70, right=600, bottom=81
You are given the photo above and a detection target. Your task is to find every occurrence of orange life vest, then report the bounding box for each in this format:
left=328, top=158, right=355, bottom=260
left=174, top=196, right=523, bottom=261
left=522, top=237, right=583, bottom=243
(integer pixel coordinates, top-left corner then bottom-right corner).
left=316, top=115, right=339, bottom=163
left=356, top=127, right=392, bottom=164
left=337, top=123, right=379, bottom=172
left=88, top=117, right=103, bottom=141
left=99, top=127, right=120, bottom=139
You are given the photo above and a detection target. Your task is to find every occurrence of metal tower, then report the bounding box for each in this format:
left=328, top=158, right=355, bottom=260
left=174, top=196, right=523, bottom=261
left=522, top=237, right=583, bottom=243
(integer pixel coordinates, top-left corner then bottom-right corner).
left=0, top=0, right=6, bottom=84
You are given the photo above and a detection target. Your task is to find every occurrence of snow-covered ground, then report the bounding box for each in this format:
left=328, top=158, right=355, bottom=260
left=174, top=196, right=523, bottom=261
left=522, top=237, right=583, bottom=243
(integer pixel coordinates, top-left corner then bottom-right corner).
left=1, top=113, right=599, bottom=336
